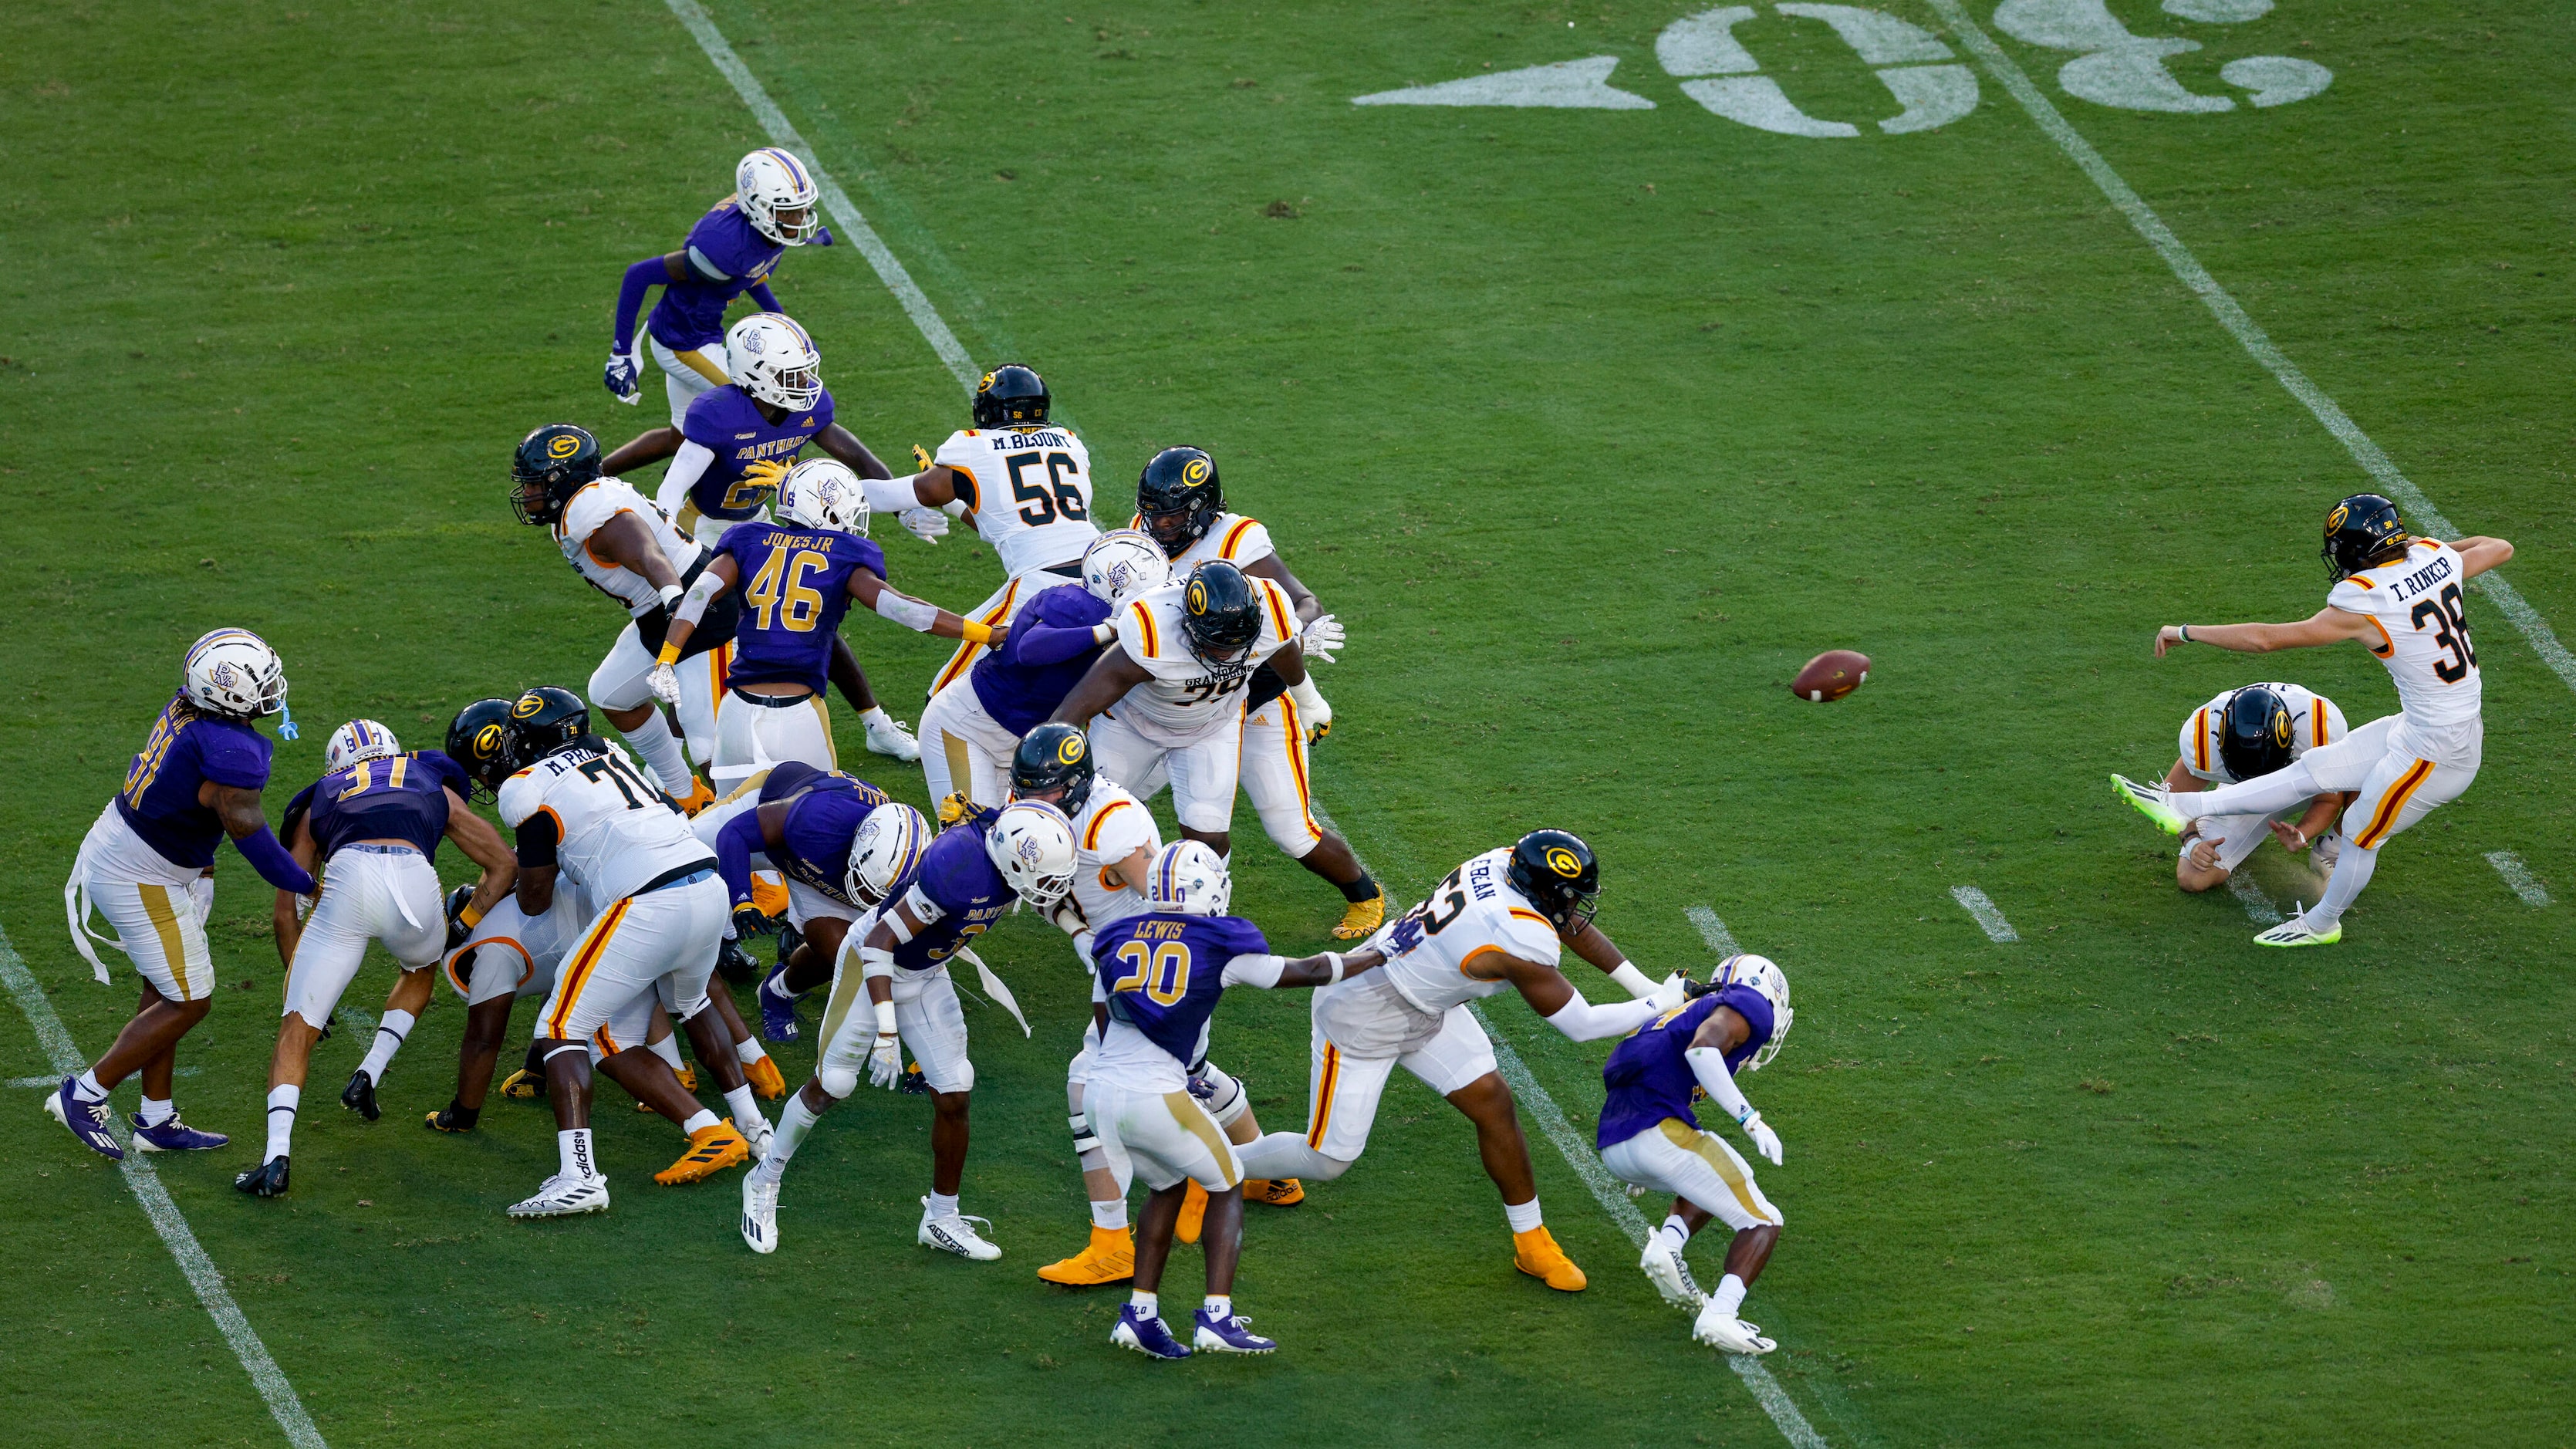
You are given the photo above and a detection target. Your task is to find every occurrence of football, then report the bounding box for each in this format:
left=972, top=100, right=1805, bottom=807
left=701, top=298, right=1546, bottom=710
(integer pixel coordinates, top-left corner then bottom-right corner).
left=1791, top=650, right=1870, bottom=703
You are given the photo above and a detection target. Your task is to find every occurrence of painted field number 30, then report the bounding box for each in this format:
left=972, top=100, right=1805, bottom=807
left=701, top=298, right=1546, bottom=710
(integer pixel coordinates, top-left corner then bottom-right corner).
left=1352, top=1, right=2328, bottom=134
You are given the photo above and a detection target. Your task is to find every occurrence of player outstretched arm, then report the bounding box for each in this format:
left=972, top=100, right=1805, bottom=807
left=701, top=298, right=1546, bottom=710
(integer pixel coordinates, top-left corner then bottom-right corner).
left=2449, top=535, right=2514, bottom=576
left=1463, top=947, right=1686, bottom=1042
left=1681, top=999, right=1784, bottom=1165
left=1560, top=919, right=1675, bottom=1001
left=1227, top=947, right=1386, bottom=990
left=599, top=427, right=683, bottom=479
left=2152, top=608, right=2380, bottom=657
left=843, top=566, right=1004, bottom=645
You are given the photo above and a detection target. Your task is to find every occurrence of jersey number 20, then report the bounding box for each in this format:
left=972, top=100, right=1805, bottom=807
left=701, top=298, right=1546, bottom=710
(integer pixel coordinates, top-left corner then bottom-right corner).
left=1111, top=939, right=1191, bottom=1005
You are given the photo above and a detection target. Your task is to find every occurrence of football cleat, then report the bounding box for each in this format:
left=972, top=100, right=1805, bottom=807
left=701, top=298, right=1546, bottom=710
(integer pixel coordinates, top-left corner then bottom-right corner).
left=1693, top=1308, right=1778, bottom=1356
left=741, top=1168, right=781, bottom=1255
left=899, top=1063, right=930, bottom=1096
left=865, top=711, right=923, bottom=762
left=774, top=920, right=805, bottom=974
left=676, top=777, right=718, bottom=816
left=1332, top=885, right=1386, bottom=941
left=423, top=1103, right=478, bottom=1133
left=47, top=1079, right=123, bottom=1161
left=1512, top=1225, right=1588, bottom=1292
left=918, top=1197, right=1002, bottom=1261
left=744, top=1054, right=787, bottom=1100
left=1638, top=1232, right=1706, bottom=1309
left=1036, top=1224, right=1135, bottom=1285
left=130, top=1113, right=228, bottom=1152
left=340, top=1068, right=380, bottom=1122
left=758, top=969, right=801, bottom=1043
left=508, top=1171, right=610, bottom=1218
left=653, top=1120, right=751, bottom=1184
left=1242, top=1177, right=1305, bottom=1207
left=233, top=1156, right=291, bottom=1198
left=1176, top=1180, right=1209, bottom=1245
left=2254, top=910, right=2341, bottom=948
left=499, top=1068, right=545, bottom=1099
left=2110, top=773, right=2189, bottom=836
left=715, top=934, right=761, bottom=986
left=677, top=1062, right=699, bottom=1093
left=1110, top=1304, right=1191, bottom=1359
left=1193, top=1308, right=1278, bottom=1355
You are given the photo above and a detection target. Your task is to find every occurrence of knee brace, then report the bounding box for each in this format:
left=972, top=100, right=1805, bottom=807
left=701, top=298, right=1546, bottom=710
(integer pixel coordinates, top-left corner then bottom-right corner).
left=816, top=1065, right=858, bottom=1099
left=1069, top=1111, right=1102, bottom=1157
left=1192, top=1062, right=1248, bottom=1128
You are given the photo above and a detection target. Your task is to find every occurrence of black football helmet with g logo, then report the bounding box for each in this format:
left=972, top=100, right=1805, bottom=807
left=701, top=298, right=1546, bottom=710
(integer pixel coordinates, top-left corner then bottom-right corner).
left=500, top=685, right=592, bottom=771
left=1507, top=829, right=1600, bottom=934
left=971, top=364, right=1049, bottom=428
left=443, top=697, right=518, bottom=798
left=510, top=424, right=602, bottom=526
left=2321, top=493, right=2410, bottom=581
left=1010, top=722, right=1097, bottom=815
left=1179, top=560, right=1263, bottom=682
left=1136, top=446, right=1223, bottom=556
left=2218, top=685, right=2295, bottom=782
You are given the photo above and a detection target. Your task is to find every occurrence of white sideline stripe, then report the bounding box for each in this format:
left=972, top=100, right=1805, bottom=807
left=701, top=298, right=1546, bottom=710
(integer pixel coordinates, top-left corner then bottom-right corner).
left=660, top=0, right=981, bottom=395
left=12, top=1066, right=198, bottom=1089
left=667, top=14, right=1827, bottom=1440
left=1686, top=904, right=1741, bottom=957
left=2224, top=872, right=2284, bottom=925
left=2484, top=851, right=2552, bottom=907
left=0, top=925, right=327, bottom=1448
left=1950, top=885, right=2019, bottom=942
left=1926, top=0, right=2576, bottom=698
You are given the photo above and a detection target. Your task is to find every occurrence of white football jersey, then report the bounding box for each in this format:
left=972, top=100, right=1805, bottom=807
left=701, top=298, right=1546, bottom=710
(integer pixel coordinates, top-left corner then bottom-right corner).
left=497, top=742, right=714, bottom=904
left=1105, top=575, right=1298, bottom=747
left=2178, top=683, right=2347, bottom=784
left=1129, top=510, right=1276, bottom=571
left=1067, top=781, right=1160, bottom=934
left=2328, top=539, right=2482, bottom=734
left=1376, top=847, right=1564, bottom=1016
left=935, top=425, right=1102, bottom=576
left=555, top=478, right=708, bottom=616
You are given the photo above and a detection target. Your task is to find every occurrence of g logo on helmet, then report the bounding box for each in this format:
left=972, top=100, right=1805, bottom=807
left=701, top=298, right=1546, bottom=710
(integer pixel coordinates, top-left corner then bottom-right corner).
left=1187, top=579, right=1208, bottom=615
left=1545, top=846, right=1583, bottom=879
left=2271, top=712, right=2292, bottom=748
left=1182, top=457, right=1210, bottom=485
left=977, top=372, right=997, bottom=393
left=511, top=693, right=545, bottom=719
left=474, top=723, right=505, bottom=758
left=1055, top=733, right=1085, bottom=766
left=547, top=433, right=581, bottom=460
left=2327, top=503, right=2350, bottom=532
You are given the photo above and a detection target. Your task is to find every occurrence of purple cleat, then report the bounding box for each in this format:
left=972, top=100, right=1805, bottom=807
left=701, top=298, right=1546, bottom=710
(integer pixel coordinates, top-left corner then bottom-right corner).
left=1110, top=1305, right=1191, bottom=1359
left=46, top=1078, right=123, bottom=1161
left=758, top=968, right=800, bottom=1043
left=131, top=1113, right=230, bottom=1152
left=1193, top=1307, right=1278, bottom=1354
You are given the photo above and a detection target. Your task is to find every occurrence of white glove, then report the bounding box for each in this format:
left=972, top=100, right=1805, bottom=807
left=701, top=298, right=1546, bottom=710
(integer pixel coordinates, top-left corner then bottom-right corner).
left=866, top=1031, right=903, bottom=1090
left=899, top=506, right=950, bottom=544
left=1742, top=1110, right=1783, bottom=1166
left=1300, top=611, right=1345, bottom=663
left=1647, top=971, right=1690, bottom=1012
left=645, top=662, right=681, bottom=707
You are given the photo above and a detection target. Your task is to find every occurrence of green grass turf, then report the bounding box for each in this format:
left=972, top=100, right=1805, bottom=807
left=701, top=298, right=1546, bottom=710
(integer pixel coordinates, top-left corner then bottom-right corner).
left=4, top=0, right=2574, bottom=1443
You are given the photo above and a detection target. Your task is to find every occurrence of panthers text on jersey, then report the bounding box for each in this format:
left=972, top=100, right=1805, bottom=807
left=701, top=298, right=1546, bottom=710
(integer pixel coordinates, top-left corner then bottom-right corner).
left=713, top=762, right=890, bottom=910
left=497, top=741, right=714, bottom=904
left=1595, top=987, right=1775, bottom=1150
left=553, top=477, right=710, bottom=617
left=1376, top=847, right=1565, bottom=1017
left=1105, top=574, right=1298, bottom=747
left=2329, top=538, right=2482, bottom=746
left=1088, top=911, right=1275, bottom=1090
left=712, top=519, right=885, bottom=695
left=2179, top=684, right=2348, bottom=784
left=676, top=383, right=836, bottom=530
left=113, top=695, right=275, bottom=870
left=934, top=425, right=1101, bottom=576
left=282, top=751, right=468, bottom=860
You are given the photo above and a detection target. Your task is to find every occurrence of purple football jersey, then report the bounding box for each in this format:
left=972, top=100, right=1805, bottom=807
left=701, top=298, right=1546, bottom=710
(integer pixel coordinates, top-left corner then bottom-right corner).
left=714, top=520, right=885, bottom=694
left=889, top=824, right=1015, bottom=971
left=969, top=583, right=1112, bottom=735
left=647, top=199, right=788, bottom=353
left=679, top=385, right=838, bottom=525
left=1594, top=986, right=1775, bottom=1150
left=285, top=752, right=466, bottom=861
left=715, top=767, right=892, bottom=909
left=1089, top=912, right=1271, bottom=1069
left=112, top=695, right=275, bottom=870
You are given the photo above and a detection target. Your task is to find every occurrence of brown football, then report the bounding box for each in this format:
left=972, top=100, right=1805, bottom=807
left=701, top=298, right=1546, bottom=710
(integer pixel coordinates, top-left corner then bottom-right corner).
left=1791, top=650, right=1870, bottom=703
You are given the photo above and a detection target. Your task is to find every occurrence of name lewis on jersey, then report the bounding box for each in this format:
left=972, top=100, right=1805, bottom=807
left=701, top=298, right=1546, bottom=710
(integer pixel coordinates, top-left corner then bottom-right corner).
left=2387, top=552, right=2453, bottom=602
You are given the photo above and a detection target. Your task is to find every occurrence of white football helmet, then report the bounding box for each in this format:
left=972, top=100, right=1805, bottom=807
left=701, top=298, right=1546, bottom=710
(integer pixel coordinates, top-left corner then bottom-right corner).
left=323, top=720, right=402, bottom=774
left=1707, top=954, right=1794, bottom=1072
left=725, top=312, right=823, bottom=412
left=734, top=147, right=822, bottom=246
left=846, top=803, right=930, bottom=908
left=984, top=801, right=1077, bottom=910
left=1141, top=840, right=1231, bottom=917
left=181, top=627, right=288, bottom=721
left=1082, top=529, right=1171, bottom=608
left=776, top=458, right=869, bottom=536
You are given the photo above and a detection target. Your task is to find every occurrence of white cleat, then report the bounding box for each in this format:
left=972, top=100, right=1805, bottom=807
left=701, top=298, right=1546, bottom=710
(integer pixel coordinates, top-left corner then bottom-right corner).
left=1638, top=1233, right=1706, bottom=1310
left=741, top=1168, right=780, bottom=1255
left=2110, top=773, right=2189, bottom=836
left=917, top=1196, right=1002, bottom=1260
left=865, top=712, right=923, bottom=762
left=507, top=1172, right=610, bottom=1219
left=2254, top=909, right=2341, bottom=949
left=1693, top=1305, right=1778, bottom=1356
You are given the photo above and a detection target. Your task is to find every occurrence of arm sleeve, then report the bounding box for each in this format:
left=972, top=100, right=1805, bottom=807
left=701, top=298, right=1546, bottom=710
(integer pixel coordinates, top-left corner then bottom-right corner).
left=514, top=812, right=560, bottom=870
left=658, top=442, right=717, bottom=516
left=715, top=812, right=766, bottom=908
left=1539, top=991, right=1663, bottom=1043
left=747, top=280, right=782, bottom=313
left=675, top=564, right=728, bottom=628
left=614, top=257, right=663, bottom=353
left=861, top=474, right=932, bottom=513
left=278, top=783, right=319, bottom=851
left=1013, top=619, right=1112, bottom=665
left=1685, top=1045, right=1757, bottom=1125
left=235, top=823, right=319, bottom=895
left=873, top=589, right=941, bottom=633
left=1219, top=953, right=1288, bottom=988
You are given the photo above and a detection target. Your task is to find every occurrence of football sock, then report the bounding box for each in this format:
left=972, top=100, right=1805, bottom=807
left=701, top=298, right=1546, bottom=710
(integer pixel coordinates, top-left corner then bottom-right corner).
left=559, top=1127, right=597, bottom=1180
left=72, top=1070, right=108, bottom=1103
left=139, top=1096, right=175, bottom=1128
left=1503, top=1197, right=1545, bottom=1235
left=1336, top=870, right=1379, bottom=904
left=621, top=710, right=694, bottom=797
left=1129, top=1290, right=1159, bottom=1319
left=1092, top=1196, right=1129, bottom=1231
left=2302, top=839, right=2380, bottom=932
left=2183, top=762, right=2321, bottom=822
left=1711, top=1273, right=1749, bottom=1318
left=861, top=705, right=897, bottom=731
left=767, top=1093, right=821, bottom=1170
left=265, top=1085, right=300, bottom=1163
left=646, top=1032, right=687, bottom=1072
left=358, top=1009, right=414, bottom=1084
left=734, top=1037, right=767, bottom=1066
left=721, top=1084, right=762, bottom=1130
left=1660, top=1214, right=1693, bottom=1249
left=1203, top=1294, right=1231, bottom=1319
left=930, top=1191, right=961, bottom=1220
left=680, top=1108, right=721, bottom=1137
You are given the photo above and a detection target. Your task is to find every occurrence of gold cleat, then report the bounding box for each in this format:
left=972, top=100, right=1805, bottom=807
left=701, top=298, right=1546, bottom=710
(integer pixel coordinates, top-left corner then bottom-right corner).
left=498, top=1068, right=544, bottom=1100
left=749, top=874, right=792, bottom=918
left=653, top=1120, right=750, bottom=1184
left=1176, top=1180, right=1210, bottom=1244
left=1332, top=886, right=1386, bottom=941
left=744, top=1055, right=787, bottom=1100
left=677, top=777, right=718, bottom=816
left=1513, top=1225, right=1588, bottom=1292
left=1036, top=1224, right=1136, bottom=1285
left=1242, top=1177, right=1305, bottom=1207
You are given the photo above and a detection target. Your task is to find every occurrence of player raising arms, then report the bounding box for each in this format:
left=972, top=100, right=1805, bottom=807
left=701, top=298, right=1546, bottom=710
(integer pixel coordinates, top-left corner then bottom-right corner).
left=649, top=459, right=993, bottom=791
left=2117, top=495, right=2511, bottom=946
left=1129, top=447, right=1383, bottom=937
left=1235, top=831, right=1686, bottom=1291
left=1083, top=843, right=1386, bottom=1359
left=2148, top=683, right=2351, bottom=894
left=56, top=630, right=317, bottom=1160
left=1599, top=954, right=1794, bottom=1356
left=233, top=721, right=515, bottom=1197
left=604, top=148, right=832, bottom=426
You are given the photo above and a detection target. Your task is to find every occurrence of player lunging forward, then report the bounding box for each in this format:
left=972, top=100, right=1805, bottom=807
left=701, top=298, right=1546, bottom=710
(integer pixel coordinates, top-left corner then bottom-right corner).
left=2117, top=495, right=2510, bottom=946
left=57, top=630, right=316, bottom=1160
left=1086, top=843, right=1385, bottom=1359
left=1599, top=953, right=1795, bottom=1356
left=1236, top=831, right=1686, bottom=1290
left=2152, top=683, right=2349, bottom=894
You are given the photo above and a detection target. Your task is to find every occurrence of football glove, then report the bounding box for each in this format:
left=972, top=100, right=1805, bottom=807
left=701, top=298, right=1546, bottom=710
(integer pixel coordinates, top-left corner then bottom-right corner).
left=1742, top=1111, right=1784, bottom=1167
left=731, top=902, right=778, bottom=940
left=866, top=1031, right=903, bottom=1090
left=605, top=353, right=641, bottom=404
left=1648, top=972, right=1691, bottom=1012
left=741, top=458, right=791, bottom=492
left=1300, top=612, right=1345, bottom=664
left=645, top=662, right=681, bottom=707
left=898, top=506, right=950, bottom=544
left=443, top=883, right=477, bottom=952
left=911, top=444, right=934, bottom=473
left=937, top=791, right=977, bottom=828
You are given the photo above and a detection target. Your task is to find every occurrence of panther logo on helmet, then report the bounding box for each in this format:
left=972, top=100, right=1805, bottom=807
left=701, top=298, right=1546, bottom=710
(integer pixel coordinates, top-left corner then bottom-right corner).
left=209, top=663, right=238, bottom=688
left=739, top=329, right=765, bottom=356
left=1015, top=834, right=1045, bottom=866
left=1545, top=846, right=1584, bottom=878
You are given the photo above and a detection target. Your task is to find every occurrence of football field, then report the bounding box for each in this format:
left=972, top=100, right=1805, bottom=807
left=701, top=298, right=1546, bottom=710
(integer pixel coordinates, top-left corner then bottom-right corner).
left=6, top=0, right=2575, bottom=1443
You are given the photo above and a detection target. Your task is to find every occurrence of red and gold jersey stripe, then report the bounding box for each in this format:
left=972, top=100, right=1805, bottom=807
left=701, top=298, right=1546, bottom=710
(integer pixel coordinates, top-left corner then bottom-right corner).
left=1082, top=798, right=1133, bottom=852
left=1258, top=579, right=1293, bottom=645
left=2354, top=760, right=2434, bottom=849
left=1129, top=600, right=1162, bottom=659
left=545, top=898, right=631, bottom=1039
left=1218, top=517, right=1261, bottom=560
left=2192, top=708, right=2210, bottom=773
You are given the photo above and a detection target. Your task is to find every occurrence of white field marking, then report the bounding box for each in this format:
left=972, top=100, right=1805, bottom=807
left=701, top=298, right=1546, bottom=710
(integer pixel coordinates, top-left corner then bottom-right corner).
left=2484, top=851, right=2552, bottom=907
left=667, top=15, right=1830, bottom=1437
left=1687, top=904, right=1742, bottom=956
left=2224, top=871, right=2284, bottom=925
left=11, top=1065, right=199, bottom=1089
left=1927, top=0, right=2576, bottom=698
left=1352, top=56, right=1656, bottom=110
left=1, top=925, right=328, bottom=1448
left=1949, top=885, right=2019, bottom=942
left=660, top=0, right=979, bottom=394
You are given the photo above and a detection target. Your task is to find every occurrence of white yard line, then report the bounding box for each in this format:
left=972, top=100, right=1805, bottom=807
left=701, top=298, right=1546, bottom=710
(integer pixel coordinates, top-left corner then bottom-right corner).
left=11, top=1066, right=198, bottom=1089
left=2484, top=851, right=2552, bottom=907
left=2224, top=872, right=2284, bottom=925
left=1926, top=0, right=2576, bottom=698
left=1949, top=885, right=2019, bottom=942
left=1686, top=904, right=1742, bottom=957
left=2, top=926, right=327, bottom=1448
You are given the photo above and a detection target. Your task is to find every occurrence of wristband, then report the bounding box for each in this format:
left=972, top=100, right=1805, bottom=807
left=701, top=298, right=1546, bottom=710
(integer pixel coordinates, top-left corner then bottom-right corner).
left=2179, top=624, right=2193, bottom=643
left=1092, top=621, right=1117, bottom=646
left=655, top=642, right=682, bottom=667
left=1325, top=951, right=1345, bottom=985
left=873, top=1000, right=899, bottom=1036
left=960, top=620, right=994, bottom=645
left=458, top=901, right=484, bottom=930
left=660, top=583, right=686, bottom=610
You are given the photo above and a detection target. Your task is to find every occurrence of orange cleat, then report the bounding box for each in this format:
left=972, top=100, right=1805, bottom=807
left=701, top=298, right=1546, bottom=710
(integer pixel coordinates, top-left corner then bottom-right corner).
left=744, top=1055, right=786, bottom=1100
left=749, top=873, right=791, bottom=918
left=1036, top=1224, right=1136, bottom=1285
left=1513, top=1225, right=1588, bottom=1292
left=653, top=1120, right=750, bottom=1184
left=1242, top=1177, right=1305, bottom=1207
left=676, top=777, right=718, bottom=816
left=1176, top=1180, right=1210, bottom=1244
